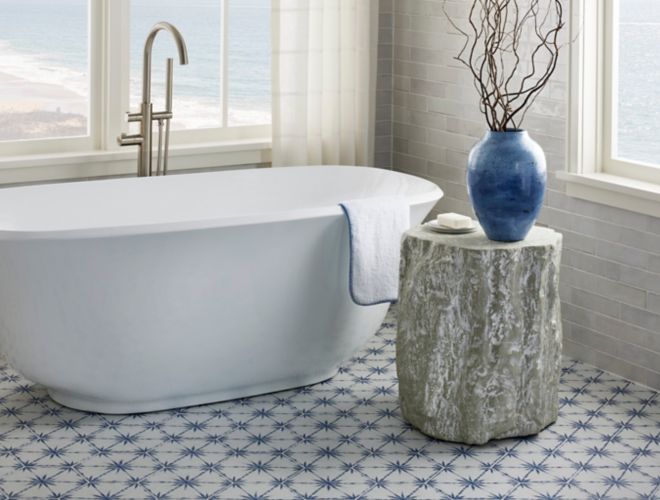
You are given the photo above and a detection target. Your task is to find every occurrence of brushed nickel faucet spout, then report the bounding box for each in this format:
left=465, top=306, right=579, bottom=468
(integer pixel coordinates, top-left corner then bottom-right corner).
left=142, top=22, right=189, bottom=106
left=118, top=22, right=189, bottom=178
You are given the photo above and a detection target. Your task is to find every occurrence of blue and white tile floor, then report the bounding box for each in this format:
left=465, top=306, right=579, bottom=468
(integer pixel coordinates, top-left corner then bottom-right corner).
left=0, top=312, right=658, bottom=500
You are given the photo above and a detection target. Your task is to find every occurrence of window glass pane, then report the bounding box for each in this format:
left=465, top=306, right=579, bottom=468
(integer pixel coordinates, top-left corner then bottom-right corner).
left=228, top=0, right=271, bottom=126
left=131, top=0, right=222, bottom=130
left=0, top=0, right=89, bottom=142
left=615, top=0, right=660, bottom=166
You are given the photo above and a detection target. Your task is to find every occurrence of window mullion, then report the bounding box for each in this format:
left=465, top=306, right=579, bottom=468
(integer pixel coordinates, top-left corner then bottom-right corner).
left=568, top=0, right=604, bottom=176
left=102, top=0, right=130, bottom=152
left=221, top=0, right=229, bottom=128
left=602, top=0, right=618, bottom=171
left=89, top=0, right=103, bottom=150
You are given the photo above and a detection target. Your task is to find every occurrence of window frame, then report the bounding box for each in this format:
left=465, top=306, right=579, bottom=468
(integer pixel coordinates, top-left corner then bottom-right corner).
left=602, top=0, right=660, bottom=185
left=561, top=0, right=660, bottom=218
left=0, top=0, right=271, bottom=182
left=0, top=0, right=105, bottom=157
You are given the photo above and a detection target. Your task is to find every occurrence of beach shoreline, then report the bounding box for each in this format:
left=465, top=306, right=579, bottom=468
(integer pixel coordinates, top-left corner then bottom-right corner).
left=0, top=70, right=88, bottom=141
left=0, top=70, right=87, bottom=114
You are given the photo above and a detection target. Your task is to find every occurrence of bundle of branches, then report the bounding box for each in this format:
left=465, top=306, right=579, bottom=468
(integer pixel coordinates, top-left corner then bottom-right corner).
left=445, top=0, right=565, bottom=131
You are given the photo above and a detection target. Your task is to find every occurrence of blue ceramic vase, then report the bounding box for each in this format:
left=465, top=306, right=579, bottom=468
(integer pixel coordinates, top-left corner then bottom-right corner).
left=467, top=130, right=546, bottom=242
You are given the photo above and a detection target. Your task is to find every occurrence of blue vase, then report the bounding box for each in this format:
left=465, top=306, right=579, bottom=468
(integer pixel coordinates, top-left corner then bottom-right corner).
left=467, top=130, right=546, bottom=242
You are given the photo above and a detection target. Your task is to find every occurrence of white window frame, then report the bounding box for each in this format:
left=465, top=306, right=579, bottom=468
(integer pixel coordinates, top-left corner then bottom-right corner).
left=560, top=0, right=660, bottom=218
left=0, top=0, right=271, bottom=184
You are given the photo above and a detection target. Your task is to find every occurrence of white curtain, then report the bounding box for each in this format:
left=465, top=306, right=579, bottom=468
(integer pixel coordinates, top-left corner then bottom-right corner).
left=271, top=0, right=379, bottom=167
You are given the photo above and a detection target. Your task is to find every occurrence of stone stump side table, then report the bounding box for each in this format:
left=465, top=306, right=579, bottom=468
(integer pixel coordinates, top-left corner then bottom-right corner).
left=397, top=225, right=563, bottom=445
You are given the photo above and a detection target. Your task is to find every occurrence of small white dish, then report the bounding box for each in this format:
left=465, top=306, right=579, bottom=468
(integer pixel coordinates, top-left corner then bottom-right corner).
left=425, top=219, right=477, bottom=234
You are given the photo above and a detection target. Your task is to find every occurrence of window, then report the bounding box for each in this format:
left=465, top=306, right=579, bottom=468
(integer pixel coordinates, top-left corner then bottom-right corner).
left=0, top=0, right=94, bottom=149
left=227, top=0, right=271, bottom=127
left=564, top=0, right=660, bottom=218
left=612, top=1, right=660, bottom=166
left=130, top=0, right=224, bottom=131
left=604, top=0, right=660, bottom=183
left=0, top=0, right=271, bottom=177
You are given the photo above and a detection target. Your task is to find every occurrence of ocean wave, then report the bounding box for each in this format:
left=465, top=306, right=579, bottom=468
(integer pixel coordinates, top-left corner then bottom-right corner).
left=228, top=107, right=272, bottom=128
left=130, top=89, right=271, bottom=130
left=0, top=40, right=88, bottom=98
left=0, top=39, right=270, bottom=130
left=175, top=98, right=271, bottom=129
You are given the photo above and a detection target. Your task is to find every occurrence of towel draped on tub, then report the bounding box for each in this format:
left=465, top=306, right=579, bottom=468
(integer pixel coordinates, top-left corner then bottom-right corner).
left=339, top=196, right=411, bottom=306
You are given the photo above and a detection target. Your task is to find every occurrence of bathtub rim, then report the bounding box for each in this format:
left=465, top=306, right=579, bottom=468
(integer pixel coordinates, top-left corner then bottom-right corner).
left=0, top=166, right=443, bottom=241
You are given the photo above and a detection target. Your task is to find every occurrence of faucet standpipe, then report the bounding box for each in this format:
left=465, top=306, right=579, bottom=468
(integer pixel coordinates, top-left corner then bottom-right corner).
left=117, top=23, right=189, bottom=177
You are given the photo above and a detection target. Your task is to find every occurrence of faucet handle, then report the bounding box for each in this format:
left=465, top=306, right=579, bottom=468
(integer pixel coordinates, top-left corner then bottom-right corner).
left=127, top=110, right=172, bottom=123
left=127, top=112, right=142, bottom=123
left=117, top=133, right=143, bottom=147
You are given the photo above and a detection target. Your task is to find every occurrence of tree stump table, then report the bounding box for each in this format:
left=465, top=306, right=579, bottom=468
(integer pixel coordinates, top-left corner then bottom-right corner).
left=396, top=225, right=563, bottom=445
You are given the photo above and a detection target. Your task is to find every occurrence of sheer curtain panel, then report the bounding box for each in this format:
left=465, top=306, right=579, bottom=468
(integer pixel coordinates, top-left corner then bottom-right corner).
left=272, top=0, right=379, bottom=167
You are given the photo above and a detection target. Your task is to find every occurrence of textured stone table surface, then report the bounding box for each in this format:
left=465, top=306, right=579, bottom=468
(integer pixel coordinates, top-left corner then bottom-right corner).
left=397, top=225, right=563, bottom=445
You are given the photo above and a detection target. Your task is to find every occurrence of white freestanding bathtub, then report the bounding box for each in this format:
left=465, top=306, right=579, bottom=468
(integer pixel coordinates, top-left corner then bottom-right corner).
left=0, top=166, right=442, bottom=414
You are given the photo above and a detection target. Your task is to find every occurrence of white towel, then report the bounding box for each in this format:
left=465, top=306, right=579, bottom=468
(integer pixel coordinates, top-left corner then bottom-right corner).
left=339, top=196, right=410, bottom=306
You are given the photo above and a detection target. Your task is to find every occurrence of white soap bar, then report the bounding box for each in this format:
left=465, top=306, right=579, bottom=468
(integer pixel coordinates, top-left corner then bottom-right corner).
left=436, top=212, right=473, bottom=229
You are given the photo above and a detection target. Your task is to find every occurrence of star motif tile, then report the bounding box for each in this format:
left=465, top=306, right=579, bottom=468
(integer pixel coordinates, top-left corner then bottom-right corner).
left=0, top=311, right=657, bottom=499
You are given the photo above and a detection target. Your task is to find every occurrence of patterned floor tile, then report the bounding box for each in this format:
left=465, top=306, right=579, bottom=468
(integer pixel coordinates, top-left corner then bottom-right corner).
left=0, top=311, right=658, bottom=499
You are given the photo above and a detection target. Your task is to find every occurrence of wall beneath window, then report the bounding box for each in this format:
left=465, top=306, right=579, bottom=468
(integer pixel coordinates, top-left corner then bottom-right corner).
left=384, top=0, right=660, bottom=389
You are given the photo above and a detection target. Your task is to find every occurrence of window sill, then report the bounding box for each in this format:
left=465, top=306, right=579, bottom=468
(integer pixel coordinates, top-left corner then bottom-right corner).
left=0, top=138, right=272, bottom=185
left=557, top=171, right=660, bottom=218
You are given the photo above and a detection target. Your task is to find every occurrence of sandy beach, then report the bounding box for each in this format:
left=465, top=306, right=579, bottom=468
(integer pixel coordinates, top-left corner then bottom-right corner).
left=0, top=67, right=271, bottom=139
left=0, top=70, right=87, bottom=141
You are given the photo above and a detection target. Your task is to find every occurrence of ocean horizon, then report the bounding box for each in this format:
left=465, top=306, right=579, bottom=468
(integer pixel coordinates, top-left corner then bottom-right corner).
left=618, top=0, right=660, bottom=165
left=0, top=0, right=270, bottom=140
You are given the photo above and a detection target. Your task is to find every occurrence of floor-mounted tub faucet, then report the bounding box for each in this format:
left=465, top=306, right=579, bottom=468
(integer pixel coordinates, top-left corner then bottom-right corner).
left=118, top=22, right=189, bottom=177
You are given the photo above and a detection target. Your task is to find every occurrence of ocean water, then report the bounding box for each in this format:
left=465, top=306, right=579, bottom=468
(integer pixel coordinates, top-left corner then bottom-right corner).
left=131, top=0, right=271, bottom=128
left=0, top=0, right=89, bottom=98
left=0, top=0, right=270, bottom=135
left=618, top=0, right=660, bottom=165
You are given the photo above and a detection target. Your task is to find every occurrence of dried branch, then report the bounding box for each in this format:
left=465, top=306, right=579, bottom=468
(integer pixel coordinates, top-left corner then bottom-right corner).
left=443, top=0, right=565, bottom=131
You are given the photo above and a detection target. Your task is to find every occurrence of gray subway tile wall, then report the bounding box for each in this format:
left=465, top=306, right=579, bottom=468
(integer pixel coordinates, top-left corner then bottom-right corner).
left=375, top=0, right=394, bottom=169
left=376, top=0, right=660, bottom=389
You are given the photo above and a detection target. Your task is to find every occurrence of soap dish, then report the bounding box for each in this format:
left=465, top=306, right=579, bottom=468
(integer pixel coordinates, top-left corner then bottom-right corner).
left=425, top=220, right=477, bottom=234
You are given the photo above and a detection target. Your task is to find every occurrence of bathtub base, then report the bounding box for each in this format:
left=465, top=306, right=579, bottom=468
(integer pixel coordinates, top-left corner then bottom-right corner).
left=47, top=367, right=341, bottom=415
